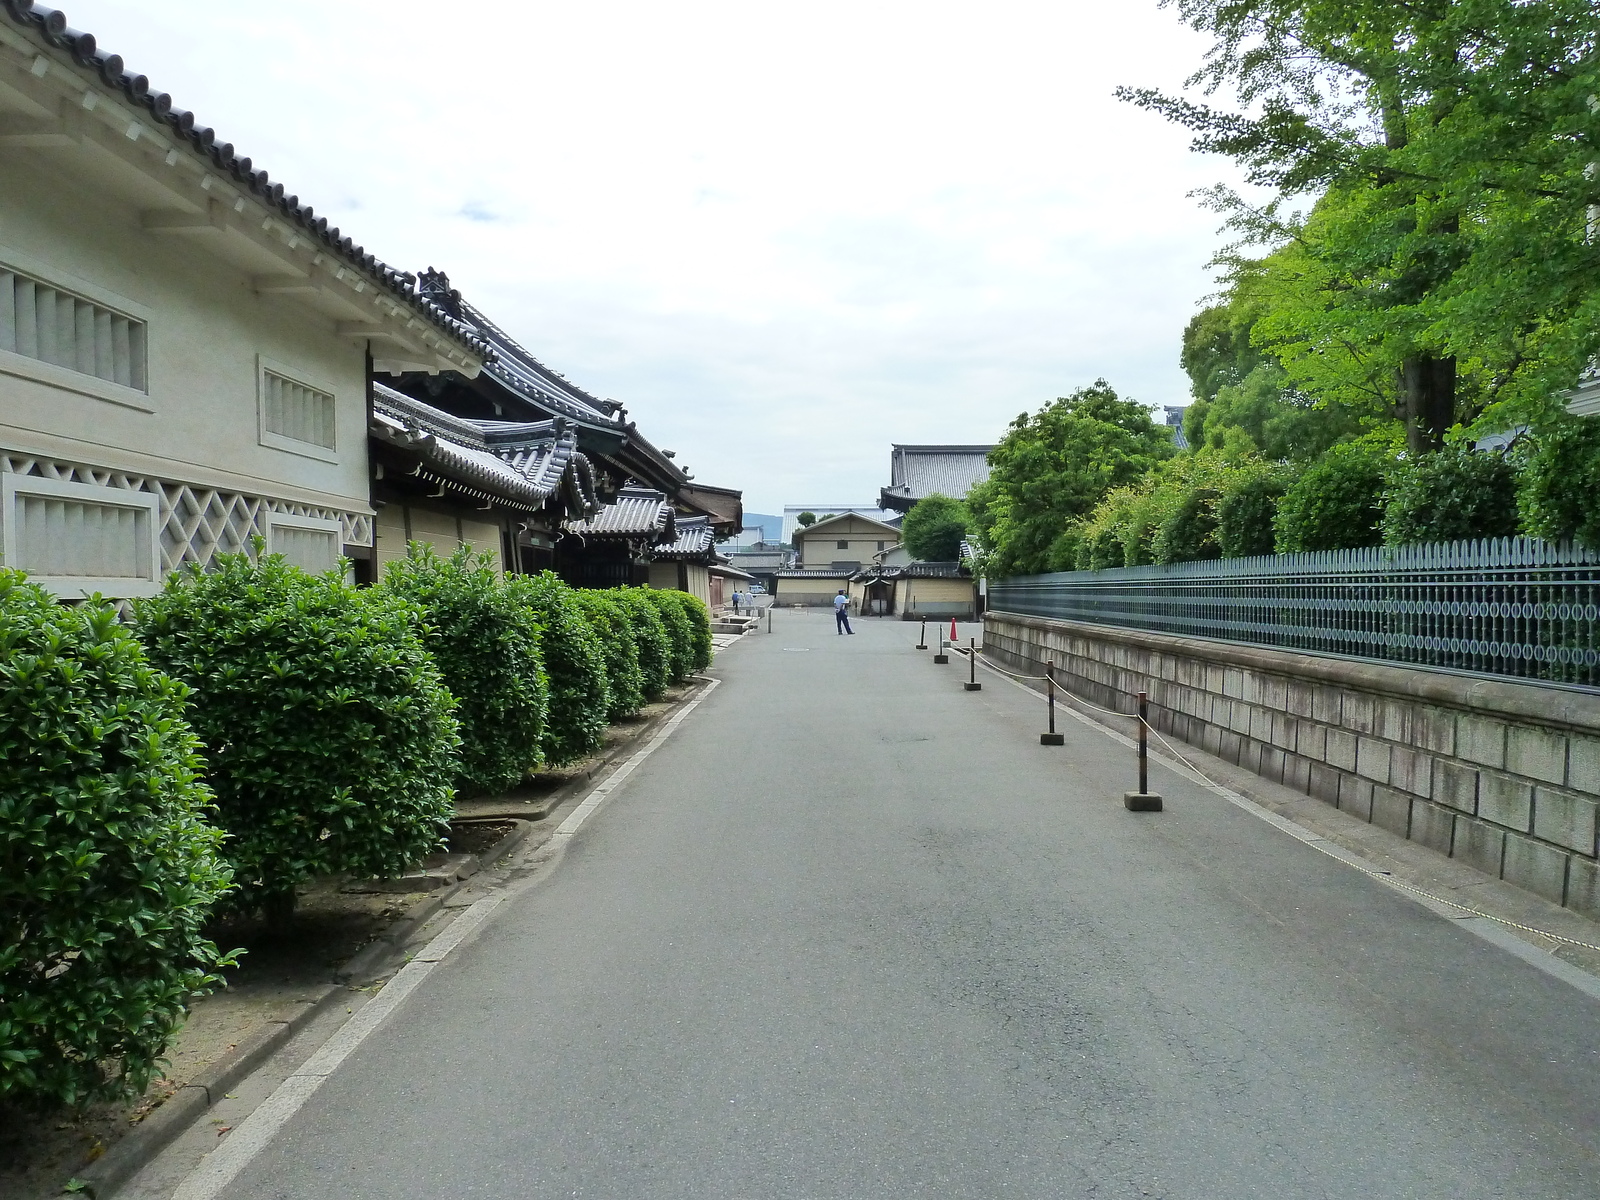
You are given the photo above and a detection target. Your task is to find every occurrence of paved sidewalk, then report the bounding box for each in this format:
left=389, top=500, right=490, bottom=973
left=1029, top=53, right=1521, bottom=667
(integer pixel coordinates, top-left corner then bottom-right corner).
left=199, top=609, right=1600, bottom=1199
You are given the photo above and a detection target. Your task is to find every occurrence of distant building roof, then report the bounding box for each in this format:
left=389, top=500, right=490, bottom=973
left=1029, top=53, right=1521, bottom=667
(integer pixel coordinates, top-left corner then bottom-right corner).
left=879, top=445, right=994, bottom=511
left=1162, top=405, right=1189, bottom=450
left=782, top=505, right=898, bottom=542
left=796, top=511, right=903, bottom=539
left=851, top=560, right=970, bottom=582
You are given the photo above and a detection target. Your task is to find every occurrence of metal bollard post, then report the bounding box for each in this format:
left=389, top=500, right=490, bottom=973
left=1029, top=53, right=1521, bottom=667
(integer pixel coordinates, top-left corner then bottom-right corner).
left=963, top=636, right=982, bottom=690
left=933, top=626, right=949, bottom=664
left=1123, top=689, right=1162, bottom=811
left=916, top=618, right=927, bottom=651
left=767, top=604, right=772, bottom=634
left=1040, top=660, right=1064, bottom=745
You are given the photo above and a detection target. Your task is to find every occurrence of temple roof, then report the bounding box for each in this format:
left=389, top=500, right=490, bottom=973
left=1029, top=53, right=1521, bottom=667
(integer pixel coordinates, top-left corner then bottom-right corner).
left=565, top=488, right=676, bottom=540
left=651, top=516, right=718, bottom=562
left=879, top=445, right=994, bottom=511
left=370, top=384, right=596, bottom=514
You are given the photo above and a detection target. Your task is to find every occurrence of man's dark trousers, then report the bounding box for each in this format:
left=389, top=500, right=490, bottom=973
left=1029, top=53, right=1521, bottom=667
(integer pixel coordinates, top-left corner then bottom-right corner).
left=836, top=607, right=853, bottom=634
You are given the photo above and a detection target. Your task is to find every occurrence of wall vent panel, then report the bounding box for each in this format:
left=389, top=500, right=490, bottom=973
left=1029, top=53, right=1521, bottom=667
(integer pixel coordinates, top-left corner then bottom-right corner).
left=0, top=268, right=147, bottom=391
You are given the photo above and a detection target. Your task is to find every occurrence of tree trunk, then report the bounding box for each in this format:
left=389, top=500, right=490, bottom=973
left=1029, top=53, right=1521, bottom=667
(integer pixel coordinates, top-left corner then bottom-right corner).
left=1400, top=354, right=1456, bottom=454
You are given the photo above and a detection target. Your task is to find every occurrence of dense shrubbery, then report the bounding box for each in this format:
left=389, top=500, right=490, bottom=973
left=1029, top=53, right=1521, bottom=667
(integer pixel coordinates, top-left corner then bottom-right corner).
left=137, top=554, right=459, bottom=919
left=901, top=494, right=970, bottom=561
left=1382, top=443, right=1520, bottom=547
left=1217, top=473, right=1287, bottom=558
left=1, top=572, right=235, bottom=1109
left=509, top=572, right=610, bottom=765
left=644, top=587, right=697, bottom=682
left=571, top=589, right=646, bottom=721
left=380, top=544, right=548, bottom=796
left=1517, top=417, right=1600, bottom=551
left=677, top=592, right=714, bottom=670
left=614, top=587, right=675, bottom=699
left=1273, top=443, right=1392, bottom=552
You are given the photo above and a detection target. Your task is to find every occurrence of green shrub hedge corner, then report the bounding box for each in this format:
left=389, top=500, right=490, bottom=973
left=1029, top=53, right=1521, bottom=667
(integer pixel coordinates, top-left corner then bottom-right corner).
left=1153, top=487, right=1222, bottom=565
left=380, top=544, right=548, bottom=797
left=613, top=588, right=674, bottom=700
left=136, top=553, right=459, bottom=918
left=1383, top=443, right=1520, bottom=547
left=571, top=589, right=646, bottom=721
left=1, top=570, right=235, bottom=1109
left=643, top=588, right=696, bottom=682
left=1517, top=417, right=1600, bottom=551
left=508, top=572, right=610, bottom=766
left=1274, top=443, right=1391, bottom=552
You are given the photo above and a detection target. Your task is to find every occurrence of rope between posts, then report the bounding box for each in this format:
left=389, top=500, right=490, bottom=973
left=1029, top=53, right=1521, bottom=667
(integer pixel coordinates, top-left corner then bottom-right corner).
left=968, top=647, right=1600, bottom=957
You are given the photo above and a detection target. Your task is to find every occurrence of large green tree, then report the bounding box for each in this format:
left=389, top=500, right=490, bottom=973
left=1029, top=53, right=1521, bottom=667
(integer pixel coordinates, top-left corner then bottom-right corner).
left=968, top=381, right=1174, bottom=576
left=1123, top=0, right=1600, bottom=447
left=900, top=494, right=970, bottom=561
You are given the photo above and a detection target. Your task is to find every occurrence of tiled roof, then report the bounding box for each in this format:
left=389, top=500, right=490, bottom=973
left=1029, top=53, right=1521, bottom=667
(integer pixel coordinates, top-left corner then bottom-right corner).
left=851, top=560, right=970, bottom=582
left=2, top=4, right=491, bottom=362
left=370, top=384, right=593, bottom=513
left=781, top=505, right=896, bottom=542
left=565, top=488, right=675, bottom=539
left=880, top=445, right=994, bottom=509
left=776, top=568, right=857, bottom=579
left=651, top=516, right=717, bottom=561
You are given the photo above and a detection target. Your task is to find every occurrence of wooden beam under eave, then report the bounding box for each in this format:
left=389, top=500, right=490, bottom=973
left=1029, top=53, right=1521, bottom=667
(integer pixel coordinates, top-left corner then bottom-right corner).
left=0, top=116, right=76, bottom=147
left=141, top=200, right=227, bottom=233
left=253, top=274, right=318, bottom=295
left=335, top=321, right=388, bottom=339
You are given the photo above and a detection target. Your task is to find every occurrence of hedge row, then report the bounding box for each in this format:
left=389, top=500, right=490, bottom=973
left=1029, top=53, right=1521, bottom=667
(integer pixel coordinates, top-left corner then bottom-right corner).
left=1068, top=435, right=1546, bottom=568
left=1, top=545, right=713, bottom=1110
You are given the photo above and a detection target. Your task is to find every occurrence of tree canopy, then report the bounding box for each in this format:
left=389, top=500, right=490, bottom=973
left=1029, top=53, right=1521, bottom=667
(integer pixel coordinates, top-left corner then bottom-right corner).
left=900, top=494, right=969, bottom=562
left=1121, top=0, right=1600, bottom=447
left=968, top=381, right=1175, bottom=576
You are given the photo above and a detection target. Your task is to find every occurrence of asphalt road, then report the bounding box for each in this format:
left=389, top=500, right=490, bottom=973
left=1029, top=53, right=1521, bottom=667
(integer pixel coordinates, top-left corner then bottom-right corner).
left=217, top=610, right=1600, bottom=1199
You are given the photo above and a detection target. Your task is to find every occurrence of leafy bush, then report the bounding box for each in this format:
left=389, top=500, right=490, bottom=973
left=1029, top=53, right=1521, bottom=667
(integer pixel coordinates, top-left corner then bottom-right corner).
left=901, top=494, right=969, bottom=561
left=1080, top=523, right=1124, bottom=570
left=643, top=588, right=696, bottom=682
left=571, top=589, right=645, bottom=721
left=613, top=588, right=674, bottom=699
left=508, top=572, right=610, bottom=765
left=1274, top=443, right=1392, bottom=552
left=675, top=591, right=714, bottom=670
left=1, top=572, right=234, bottom=1109
left=137, top=553, right=459, bottom=918
left=1517, top=416, right=1600, bottom=550
left=1383, top=443, right=1520, bottom=546
left=1153, top=487, right=1222, bottom=564
left=379, top=544, right=548, bottom=797
left=1217, top=474, right=1287, bottom=557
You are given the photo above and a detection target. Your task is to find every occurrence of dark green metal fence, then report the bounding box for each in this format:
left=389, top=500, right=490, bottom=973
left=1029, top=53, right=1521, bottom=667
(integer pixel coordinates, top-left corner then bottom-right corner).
left=987, top=539, right=1600, bottom=690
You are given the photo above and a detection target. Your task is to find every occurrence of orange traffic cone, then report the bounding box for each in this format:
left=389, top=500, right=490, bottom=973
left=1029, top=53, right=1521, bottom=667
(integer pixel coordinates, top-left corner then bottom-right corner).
left=949, top=618, right=958, bottom=645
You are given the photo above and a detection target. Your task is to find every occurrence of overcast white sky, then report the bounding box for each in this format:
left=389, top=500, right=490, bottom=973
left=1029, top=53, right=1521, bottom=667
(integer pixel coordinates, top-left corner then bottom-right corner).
left=76, top=0, right=1238, bottom=517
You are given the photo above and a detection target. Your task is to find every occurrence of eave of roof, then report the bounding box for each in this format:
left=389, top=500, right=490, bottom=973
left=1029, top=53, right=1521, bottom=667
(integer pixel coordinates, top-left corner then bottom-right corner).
left=798, top=511, right=903, bottom=538
left=565, top=487, right=675, bottom=539
left=0, top=4, right=490, bottom=371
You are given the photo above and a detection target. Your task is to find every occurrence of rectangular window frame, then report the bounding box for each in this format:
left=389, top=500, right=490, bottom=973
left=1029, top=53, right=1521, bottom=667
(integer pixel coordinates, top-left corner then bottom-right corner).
left=0, top=248, right=154, bottom=413
left=257, top=355, right=340, bottom=464
left=262, top=509, right=343, bottom=573
left=837, top=539, right=849, bottom=550
left=0, top=471, right=162, bottom=598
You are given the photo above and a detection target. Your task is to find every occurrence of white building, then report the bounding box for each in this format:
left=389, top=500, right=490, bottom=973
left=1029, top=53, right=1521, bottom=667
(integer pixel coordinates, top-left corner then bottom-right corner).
left=0, top=7, right=487, bottom=598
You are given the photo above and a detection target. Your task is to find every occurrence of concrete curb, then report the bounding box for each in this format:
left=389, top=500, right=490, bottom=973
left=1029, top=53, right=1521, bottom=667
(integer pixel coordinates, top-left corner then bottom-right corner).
left=80, top=984, right=344, bottom=1198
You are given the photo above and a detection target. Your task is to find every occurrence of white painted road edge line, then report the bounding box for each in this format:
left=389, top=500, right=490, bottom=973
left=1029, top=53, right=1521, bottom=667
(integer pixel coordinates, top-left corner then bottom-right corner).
left=169, top=677, right=723, bottom=1200
left=976, top=657, right=1600, bottom=1004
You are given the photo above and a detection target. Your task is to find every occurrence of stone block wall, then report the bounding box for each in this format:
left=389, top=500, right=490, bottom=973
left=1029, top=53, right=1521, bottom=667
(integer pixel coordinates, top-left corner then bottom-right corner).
left=985, top=612, right=1600, bottom=919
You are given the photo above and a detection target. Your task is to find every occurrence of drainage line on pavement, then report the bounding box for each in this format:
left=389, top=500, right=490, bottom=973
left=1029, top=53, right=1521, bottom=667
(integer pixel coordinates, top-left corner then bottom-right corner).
left=970, top=648, right=1600, bottom=959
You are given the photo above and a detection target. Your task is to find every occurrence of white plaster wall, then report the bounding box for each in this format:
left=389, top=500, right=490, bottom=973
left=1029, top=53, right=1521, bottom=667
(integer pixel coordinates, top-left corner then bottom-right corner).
left=0, top=155, right=371, bottom=515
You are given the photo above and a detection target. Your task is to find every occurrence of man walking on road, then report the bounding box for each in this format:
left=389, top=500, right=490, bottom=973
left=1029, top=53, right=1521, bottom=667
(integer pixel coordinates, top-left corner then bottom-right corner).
left=834, top=589, right=854, bottom=635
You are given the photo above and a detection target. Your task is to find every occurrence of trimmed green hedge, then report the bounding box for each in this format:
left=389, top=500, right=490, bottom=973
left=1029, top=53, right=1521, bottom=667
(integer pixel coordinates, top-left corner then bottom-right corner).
left=380, top=544, right=548, bottom=796
left=2, top=571, right=234, bottom=1109
left=571, top=589, right=646, bottom=721
left=1517, top=416, right=1600, bottom=551
left=643, top=588, right=696, bottom=682
left=508, top=572, right=610, bottom=765
left=137, top=553, right=459, bottom=918
left=1274, top=443, right=1391, bottom=552
left=676, top=591, right=714, bottom=670
left=613, top=588, right=674, bottom=700
left=1217, top=474, right=1286, bottom=558
left=1383, top=443, right=1519, bottom=546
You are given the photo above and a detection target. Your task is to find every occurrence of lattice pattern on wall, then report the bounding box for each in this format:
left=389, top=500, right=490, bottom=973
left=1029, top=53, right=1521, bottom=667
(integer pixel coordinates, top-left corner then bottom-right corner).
left=1, top=453, right=372, bottom=577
